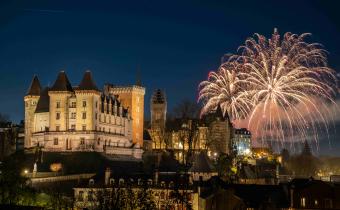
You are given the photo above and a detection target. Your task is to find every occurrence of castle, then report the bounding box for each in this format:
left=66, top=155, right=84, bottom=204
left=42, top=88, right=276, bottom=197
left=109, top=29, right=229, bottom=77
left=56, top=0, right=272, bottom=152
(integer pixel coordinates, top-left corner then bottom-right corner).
left=24, top=71, right=144, bottom=159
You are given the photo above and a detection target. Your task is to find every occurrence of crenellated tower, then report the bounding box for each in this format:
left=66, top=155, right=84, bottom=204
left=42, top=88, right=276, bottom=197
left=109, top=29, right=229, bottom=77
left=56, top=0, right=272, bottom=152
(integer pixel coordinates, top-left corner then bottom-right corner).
left=104, top=84, right=145, bottom=147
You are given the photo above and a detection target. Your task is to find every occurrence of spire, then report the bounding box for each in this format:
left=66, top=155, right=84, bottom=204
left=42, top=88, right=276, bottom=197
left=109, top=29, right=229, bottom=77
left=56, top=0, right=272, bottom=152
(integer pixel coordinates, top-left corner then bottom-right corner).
left=26, top=75, right=41, bottom=96
left=151, top=89, right=166, bottom=104
left=50, top=71, right=73, bottom=92
left=136, top=66, right=141, bottom=86
left=215, top=104, right=224, bottom=120
left=78, top=70, right=99, bottom=91
left=301, top=141, right=312, bottom=156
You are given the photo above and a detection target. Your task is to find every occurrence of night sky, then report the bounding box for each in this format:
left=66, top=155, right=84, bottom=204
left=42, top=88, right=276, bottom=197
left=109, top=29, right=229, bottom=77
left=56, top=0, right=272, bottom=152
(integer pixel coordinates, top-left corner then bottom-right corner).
left=1, top=0, right=339, bottom=155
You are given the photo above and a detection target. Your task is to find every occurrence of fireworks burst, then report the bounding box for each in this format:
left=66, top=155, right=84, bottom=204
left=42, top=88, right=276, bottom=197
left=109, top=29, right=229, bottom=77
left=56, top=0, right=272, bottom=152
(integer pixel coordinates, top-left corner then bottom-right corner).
left=199, top=28, right=338, bottom=145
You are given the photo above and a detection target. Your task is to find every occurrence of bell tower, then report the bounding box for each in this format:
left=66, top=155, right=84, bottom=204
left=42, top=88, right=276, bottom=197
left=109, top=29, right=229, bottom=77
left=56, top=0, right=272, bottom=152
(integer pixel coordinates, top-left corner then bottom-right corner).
left=150, top=89, right=167, bottom=132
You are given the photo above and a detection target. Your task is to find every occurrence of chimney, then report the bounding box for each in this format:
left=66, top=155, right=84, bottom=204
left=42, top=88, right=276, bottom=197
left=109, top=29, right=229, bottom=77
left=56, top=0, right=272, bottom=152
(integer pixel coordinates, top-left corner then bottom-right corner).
left=105, top=168, right=111, bottom=185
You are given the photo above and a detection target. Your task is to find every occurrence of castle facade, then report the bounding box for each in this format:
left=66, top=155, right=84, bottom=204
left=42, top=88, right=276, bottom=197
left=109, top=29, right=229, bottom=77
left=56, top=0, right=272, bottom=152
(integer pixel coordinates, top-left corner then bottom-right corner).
left=24, top=71, right=144, bottom=159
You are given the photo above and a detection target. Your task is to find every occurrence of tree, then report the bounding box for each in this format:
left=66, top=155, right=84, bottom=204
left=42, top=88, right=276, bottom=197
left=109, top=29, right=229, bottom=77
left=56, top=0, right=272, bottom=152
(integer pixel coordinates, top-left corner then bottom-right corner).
left=172, top=99, right=200, bottom=120
left=0, top=152, right=36, bottom=205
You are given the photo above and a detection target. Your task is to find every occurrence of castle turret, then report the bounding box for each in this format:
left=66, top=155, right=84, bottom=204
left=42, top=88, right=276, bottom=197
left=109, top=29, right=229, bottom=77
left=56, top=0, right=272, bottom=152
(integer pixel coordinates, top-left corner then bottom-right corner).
left=49, top=71, right=74, bottom=132
left=74, top=70, right=101, bottom=131
left=24, top=75, right=41, bottom=147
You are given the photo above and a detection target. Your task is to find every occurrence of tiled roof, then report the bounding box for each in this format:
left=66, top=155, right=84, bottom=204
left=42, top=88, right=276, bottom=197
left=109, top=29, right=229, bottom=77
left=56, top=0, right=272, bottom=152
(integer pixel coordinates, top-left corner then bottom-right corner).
left=35, top=87, right=50, bottom=113
left=26, top=75, right=41, bottom=96
left=50, top=71, right=73, bottom=92
left=78, top=70, right=99, bottom=91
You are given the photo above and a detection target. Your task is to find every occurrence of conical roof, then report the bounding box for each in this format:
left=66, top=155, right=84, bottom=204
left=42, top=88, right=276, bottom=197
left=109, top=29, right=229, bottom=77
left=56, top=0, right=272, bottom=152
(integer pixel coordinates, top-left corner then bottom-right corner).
left=26, top=75, right=41, bottom=96
left=78, top=70, right=99, bottom=91
left=50, top=71, right=73, bottom=92
left=35, top=87, right=50, bottom=113
left=189, top=151, right=214, bottom=173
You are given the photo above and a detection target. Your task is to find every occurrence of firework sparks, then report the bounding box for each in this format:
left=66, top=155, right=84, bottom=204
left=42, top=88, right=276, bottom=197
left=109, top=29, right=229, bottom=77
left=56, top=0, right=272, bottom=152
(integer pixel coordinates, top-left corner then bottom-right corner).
left=198, top=28, right=338, bottom=145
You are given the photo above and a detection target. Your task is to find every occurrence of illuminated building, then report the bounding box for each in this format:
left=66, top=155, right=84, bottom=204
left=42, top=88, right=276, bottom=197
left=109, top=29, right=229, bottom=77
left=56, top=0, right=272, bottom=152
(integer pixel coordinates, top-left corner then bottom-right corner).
left=24, top=71, right=143, bottom=158
left=232, top=128, right=251, bottom=156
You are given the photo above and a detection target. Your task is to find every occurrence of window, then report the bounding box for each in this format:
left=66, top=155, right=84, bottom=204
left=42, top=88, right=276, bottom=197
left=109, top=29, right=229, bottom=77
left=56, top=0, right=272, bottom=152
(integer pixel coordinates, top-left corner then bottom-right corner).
left=325, top=199, right=332, bottom=208
left=78, top=191, right=84, bottom=201
left=56, top=101, right=61, bottom=108
left=82, top=101, right=86, bottom=107
left=95, top=101, right=98, bottom=108
left=95, top=113, right=97, bottom=120
left=82, top=125, right=86, bottom=131
left=97, top=138, right=100, bottom=145
left=56, top=125, right=60, bottom=131
left=71, top=112, right=76, bottom=119
left=56, top=112, right=60, bottom=120
left=88, top=191, right=94, bottom=201
left=80, top=138, right=85, bottom=145
left=54, top=138, right=58, bottom=145
left=71, top=101, right=76, bottom=108
left=301, top=197, right=306, bottom=207
left=71, top=124, right=76, bottom=130
left=314, top=200, right=318, bottom=206
left=82, top=112, right=86, bottom=119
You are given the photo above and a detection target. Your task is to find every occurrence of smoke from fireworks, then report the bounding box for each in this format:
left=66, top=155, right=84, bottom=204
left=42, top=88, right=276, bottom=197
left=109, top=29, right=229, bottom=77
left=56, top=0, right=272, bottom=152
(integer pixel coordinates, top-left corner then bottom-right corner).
left=198, top=29, right=338, bottom=145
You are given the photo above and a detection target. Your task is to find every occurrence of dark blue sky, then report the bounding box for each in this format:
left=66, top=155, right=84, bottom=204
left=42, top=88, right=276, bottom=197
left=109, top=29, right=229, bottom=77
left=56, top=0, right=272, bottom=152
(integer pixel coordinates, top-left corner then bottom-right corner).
left=1, top=0, right=339, bottom=154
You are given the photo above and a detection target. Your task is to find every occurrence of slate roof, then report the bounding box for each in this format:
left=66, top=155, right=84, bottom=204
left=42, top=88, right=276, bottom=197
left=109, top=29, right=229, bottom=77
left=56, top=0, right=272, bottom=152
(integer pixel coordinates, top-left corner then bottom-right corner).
left=26, top=75, right=41, bottom=96
left=232, top=184, right=289, bottom=208
left=158, top=151, right=180, bottom=173
left=189, top=151, right=214, bottom=173
left=78, top=70, right=99, bottom=91
left=50, top=71, right=73, bottom=92
left=35, top=87, right=50, bottom=113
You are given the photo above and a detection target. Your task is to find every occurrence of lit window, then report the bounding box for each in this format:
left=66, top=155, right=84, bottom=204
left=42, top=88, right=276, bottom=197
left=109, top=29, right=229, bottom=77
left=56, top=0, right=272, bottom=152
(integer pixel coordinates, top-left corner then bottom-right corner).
left=71, top=112, right=76, bottom=119
left=71, top=101, right=76, bottom=108
left=82, top=112, right=86, bottom=119
left=82, top=101, right=87, bottom=107
left=88, top=191, right=94, bottom=201
left=78, top=191, right=84, bottom=201
left=301, top=197, right=306, bottom=207
left=56, top=112, right=60, bottom=120
left=54, top=138, right=58, bottom=145
left=315, top=200, right=318, bottom=206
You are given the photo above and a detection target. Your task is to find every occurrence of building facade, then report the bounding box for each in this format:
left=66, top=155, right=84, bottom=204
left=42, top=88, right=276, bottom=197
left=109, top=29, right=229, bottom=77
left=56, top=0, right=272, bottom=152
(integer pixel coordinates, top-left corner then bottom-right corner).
left=104, top=84, right=145, bottom=147
left=24, top=71, right=142, bottom=158
left=232, top=128, right=251, bottom=156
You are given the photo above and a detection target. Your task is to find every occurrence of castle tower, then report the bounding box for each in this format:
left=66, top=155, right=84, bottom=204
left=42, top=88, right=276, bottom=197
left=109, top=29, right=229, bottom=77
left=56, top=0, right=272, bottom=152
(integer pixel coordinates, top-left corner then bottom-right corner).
left=24, top=75, right=41, bottom=148
left=75, top=70, right=101, bottom=131
left=48, top=71, right=74, bottom=132
left=105, top=84, right=145, bottom=146
left=150, top=89, right=167, bottom=131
